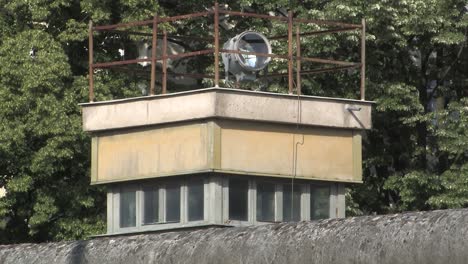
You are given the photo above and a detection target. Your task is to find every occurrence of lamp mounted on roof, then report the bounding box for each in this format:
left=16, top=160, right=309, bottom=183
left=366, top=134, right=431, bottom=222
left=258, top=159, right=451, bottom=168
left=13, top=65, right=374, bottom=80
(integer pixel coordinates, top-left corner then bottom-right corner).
left=222, top=31, right=272, bottom=82
left=87, top=3, right=366, bottom=102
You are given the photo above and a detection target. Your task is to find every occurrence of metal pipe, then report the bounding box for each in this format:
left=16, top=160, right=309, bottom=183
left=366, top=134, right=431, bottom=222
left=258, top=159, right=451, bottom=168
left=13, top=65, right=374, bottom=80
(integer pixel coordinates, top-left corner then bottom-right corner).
left=158, top=11, right=213, bottom=22
left=288, top=10, right=293, bottom=94
left=88, top=21, right=94, bottom=102
left=270, top=27, right=359, bottom=40
left=162, top=30, right=168, bottom=94
left=296, top=26, right=301, bottom=95
left=214, top=2, right=220, bottom=87
left=293, top=18, right=361, bottom=28
left=93, top=20, right=153, bottom=31
left=150, top=14, right=158, bottom=95
left=93, top=58, right=152, bottom=68
left=166, top=49, right=214, bottom=59
left=219, top=10, right=288, bottom=22
left=298, top=57, right=358, bottom=66
left=220, top=49, right=288, bottom=59
left=360, top=18, right=366, bottom=100
left=261, top=64, right=359, bottom=78
left=93, top=50, right=214, bottom=69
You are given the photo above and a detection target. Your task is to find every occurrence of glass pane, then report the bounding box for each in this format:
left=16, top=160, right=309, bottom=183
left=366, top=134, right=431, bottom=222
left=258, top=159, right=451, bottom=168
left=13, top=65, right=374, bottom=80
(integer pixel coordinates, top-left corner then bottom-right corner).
left=188, top=179, right=204, bottom=221
left=238, top=33, right=269, bottom=69
left=166, top=183, right=180, bottom=222
left=311, top=185, right=330, bottom=220
left=283, top=184, right=301, bottom=221
left=119, top=190, right=136, bottom=228
left=256, top=182, right=275, bottom=222
left=143, top=186, right=159, bottom=224
left=229, top=178, right=249, bottom=221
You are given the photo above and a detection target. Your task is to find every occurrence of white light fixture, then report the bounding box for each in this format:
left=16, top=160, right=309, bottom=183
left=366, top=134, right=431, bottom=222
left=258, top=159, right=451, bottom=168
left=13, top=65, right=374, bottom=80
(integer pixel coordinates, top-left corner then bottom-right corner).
left=137, top=41, right=151, bottom=67
left=222, top=31, right=272, bottom=82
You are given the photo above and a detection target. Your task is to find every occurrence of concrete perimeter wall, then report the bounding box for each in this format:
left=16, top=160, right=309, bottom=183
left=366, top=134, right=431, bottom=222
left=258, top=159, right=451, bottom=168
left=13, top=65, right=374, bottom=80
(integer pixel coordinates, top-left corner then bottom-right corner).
left=0, top=208, right=466, bottom=264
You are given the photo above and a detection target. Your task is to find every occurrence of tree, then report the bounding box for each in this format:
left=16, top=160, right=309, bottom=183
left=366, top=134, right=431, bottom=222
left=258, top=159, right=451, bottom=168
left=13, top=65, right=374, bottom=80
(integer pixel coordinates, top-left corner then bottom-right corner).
left=0, top=0, right=466, bottom=243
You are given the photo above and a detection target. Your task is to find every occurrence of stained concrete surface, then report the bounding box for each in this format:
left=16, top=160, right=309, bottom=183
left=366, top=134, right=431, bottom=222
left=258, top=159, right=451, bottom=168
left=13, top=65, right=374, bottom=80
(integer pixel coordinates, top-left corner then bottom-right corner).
left=81, top=88, right=373, bottom=132
left=0, top=208, right=466, bottom=264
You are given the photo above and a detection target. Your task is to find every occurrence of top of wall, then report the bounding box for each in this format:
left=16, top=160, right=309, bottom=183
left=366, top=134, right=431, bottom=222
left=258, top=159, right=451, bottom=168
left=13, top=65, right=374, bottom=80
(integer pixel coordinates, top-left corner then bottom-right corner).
left=0, top=208, right=466, bottom=264
left=81, top=88, right=374, bottom=132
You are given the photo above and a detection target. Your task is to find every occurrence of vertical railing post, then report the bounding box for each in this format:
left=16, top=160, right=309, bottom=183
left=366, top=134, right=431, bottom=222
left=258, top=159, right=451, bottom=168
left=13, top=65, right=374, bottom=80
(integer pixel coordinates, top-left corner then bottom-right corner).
left=296, top=26, right=301, bottom=95
left=214, top=2, right=220, bottom=87
left=288, top=10, right=294, bottom=94
left=360, top=18, right=366, bottom=100
left=150, top=13, right=158, bottom=95
left=88, top=21, right=94, bottom=102
left=162, top=31, right=168, bottom=94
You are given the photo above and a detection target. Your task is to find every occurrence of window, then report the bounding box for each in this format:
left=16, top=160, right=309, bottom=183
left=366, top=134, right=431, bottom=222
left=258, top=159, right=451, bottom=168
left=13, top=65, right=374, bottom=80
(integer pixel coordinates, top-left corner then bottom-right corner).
left=311, top=185, right=330, bottom=220
left=110, top=176, right=335, bottom=234
left=188, top=179, right=204, bottom=221
left=120, top=190, right=136, bottom=228
left=283, top=184, right=301, bottom=221
left=143, top=186, right=159, bottom=224
left=256, top=182, right=275, bottom=222
left=166, top=183, right=181, bottom=222
left=229, top=178, right=249, bottom=221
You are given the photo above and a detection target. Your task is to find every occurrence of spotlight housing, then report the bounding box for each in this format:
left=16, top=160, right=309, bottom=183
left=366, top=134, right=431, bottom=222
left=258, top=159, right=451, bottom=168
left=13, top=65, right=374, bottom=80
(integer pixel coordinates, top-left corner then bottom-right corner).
left=222, top=31, right=272, bottom=82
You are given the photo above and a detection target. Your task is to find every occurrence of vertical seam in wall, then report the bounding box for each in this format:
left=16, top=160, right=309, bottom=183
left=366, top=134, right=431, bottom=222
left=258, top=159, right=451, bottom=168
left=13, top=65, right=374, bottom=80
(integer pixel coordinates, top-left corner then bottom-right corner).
left=91, top=136, right=99, bottom=183
left=352, top=131, right=362, bottom=181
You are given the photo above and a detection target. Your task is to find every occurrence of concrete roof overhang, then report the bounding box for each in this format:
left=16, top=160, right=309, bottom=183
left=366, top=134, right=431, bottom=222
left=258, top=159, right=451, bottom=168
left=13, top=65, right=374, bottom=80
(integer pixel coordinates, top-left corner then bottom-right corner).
left=80, top=88, right=374, bottom=132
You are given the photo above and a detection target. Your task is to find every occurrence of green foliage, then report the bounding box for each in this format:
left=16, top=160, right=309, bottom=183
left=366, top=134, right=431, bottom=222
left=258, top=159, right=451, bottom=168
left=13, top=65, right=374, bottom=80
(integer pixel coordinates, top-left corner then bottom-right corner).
left=0, top=0, right=466, bottom=243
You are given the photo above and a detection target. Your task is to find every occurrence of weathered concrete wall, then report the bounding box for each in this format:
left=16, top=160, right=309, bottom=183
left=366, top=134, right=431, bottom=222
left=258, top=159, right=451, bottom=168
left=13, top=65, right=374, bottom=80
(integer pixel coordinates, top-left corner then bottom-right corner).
left=81, top=88, right=373, bottom=132
left=1, top=209, right=467, bottom=264
left=91, top=120, right=363, bottom=184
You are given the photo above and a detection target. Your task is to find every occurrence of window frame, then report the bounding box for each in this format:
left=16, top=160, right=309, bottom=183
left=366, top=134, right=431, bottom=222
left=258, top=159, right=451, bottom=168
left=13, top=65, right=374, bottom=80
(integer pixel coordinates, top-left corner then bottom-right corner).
left=280, top=182, right=305, bottom=222
left=310, top=183, right=332, bottom=220
left=110, top=176, right=209, bottom=234
left=254, top=180, right=279, bottom=223
left=113, top=184, right=139, bottom=233
left=223, top=176, right=253, bottom=225
left=108, top=175, right=337, bottom=234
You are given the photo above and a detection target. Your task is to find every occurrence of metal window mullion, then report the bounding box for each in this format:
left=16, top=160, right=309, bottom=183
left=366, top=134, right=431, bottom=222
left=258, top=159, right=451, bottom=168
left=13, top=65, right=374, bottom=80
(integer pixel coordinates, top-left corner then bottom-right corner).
left=250, top=178, right=256, bottom=224
left=329, top=183, right=337, bottom=218
left=136, top=187, right=142, bottom=228
left=181, top=180, right=187, bottom=224
left=203, top=176, right=210, bottom=222
left=222, top=177, right=229, bottom=223
left=160, top=185, right=166, bottom=222
left=276, top=184, right=283, bottom=222
left=302, top=184, right=310, bottom=221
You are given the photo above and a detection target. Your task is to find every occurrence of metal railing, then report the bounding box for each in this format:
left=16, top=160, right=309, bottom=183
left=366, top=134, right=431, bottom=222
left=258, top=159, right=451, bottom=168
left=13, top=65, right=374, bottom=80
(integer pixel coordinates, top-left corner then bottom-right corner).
left=88, top=2, right=366, bottom=102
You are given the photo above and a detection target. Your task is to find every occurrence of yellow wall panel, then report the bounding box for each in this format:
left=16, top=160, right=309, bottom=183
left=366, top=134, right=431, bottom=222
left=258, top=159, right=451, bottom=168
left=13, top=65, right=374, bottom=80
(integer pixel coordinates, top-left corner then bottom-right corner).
left=93, top=123, right=209, bottom=183
left=219, top=122, right=358, bottom=182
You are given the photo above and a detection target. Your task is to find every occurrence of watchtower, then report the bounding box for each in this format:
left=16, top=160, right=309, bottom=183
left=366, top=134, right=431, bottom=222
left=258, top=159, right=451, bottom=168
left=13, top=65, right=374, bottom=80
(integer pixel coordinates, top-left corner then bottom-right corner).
left=81, top=3, right=372, bottom=235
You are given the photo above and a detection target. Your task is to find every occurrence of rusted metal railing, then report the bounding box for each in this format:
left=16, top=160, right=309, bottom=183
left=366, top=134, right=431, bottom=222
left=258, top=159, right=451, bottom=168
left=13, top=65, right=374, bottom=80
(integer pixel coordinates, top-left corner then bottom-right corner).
left=87, top=2, right=366, bottom=102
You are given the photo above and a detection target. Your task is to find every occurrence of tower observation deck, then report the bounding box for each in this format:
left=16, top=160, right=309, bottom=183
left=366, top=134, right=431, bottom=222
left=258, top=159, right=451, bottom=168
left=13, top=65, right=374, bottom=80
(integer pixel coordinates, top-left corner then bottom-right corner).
left=81, top=3, right=372, bottom=235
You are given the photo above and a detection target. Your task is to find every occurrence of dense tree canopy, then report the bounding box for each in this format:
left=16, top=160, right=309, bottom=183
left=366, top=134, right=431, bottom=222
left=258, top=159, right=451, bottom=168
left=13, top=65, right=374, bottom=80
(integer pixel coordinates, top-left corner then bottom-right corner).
left=0, top=0, right=466, bottom=243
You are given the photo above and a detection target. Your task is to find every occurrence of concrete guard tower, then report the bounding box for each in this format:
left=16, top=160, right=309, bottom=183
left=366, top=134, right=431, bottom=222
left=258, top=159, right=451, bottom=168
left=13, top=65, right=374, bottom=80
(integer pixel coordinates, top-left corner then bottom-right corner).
left=82, top=4, right=372, bottom=235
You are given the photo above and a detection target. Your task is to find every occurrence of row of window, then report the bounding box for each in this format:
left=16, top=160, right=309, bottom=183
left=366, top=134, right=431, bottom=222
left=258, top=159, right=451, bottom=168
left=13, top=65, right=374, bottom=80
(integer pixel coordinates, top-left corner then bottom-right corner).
left=115, top=176, right=331, bottom=230
left=119, top=179, right=205, bottom=228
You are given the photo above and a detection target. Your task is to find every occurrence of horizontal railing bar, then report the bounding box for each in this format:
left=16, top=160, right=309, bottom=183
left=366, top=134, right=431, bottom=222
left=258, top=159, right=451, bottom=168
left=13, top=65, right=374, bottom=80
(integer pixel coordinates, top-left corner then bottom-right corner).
left=93, top=58, right=152, bottom=68
left=293, top=18, right=362, bottom=28
left=93, top=53, right=356, bottom=69
left=93, top=20, right=153, bottom=31
left=165, top=49, right=214, bottom=59
left=219, top=10, right=288, bottom=22
left=170, top=72, right=216, bottom=79
left=262, top=64, right=359, bottom=78
left=104, top=30, right=214, bottom=41
left=220, top=49, right=289, bottom=59
left=159, top=11, right=213, bottom=22
left=270, top=27, right=359, bottom=40
left=298, top=57, right=358, bottom=66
